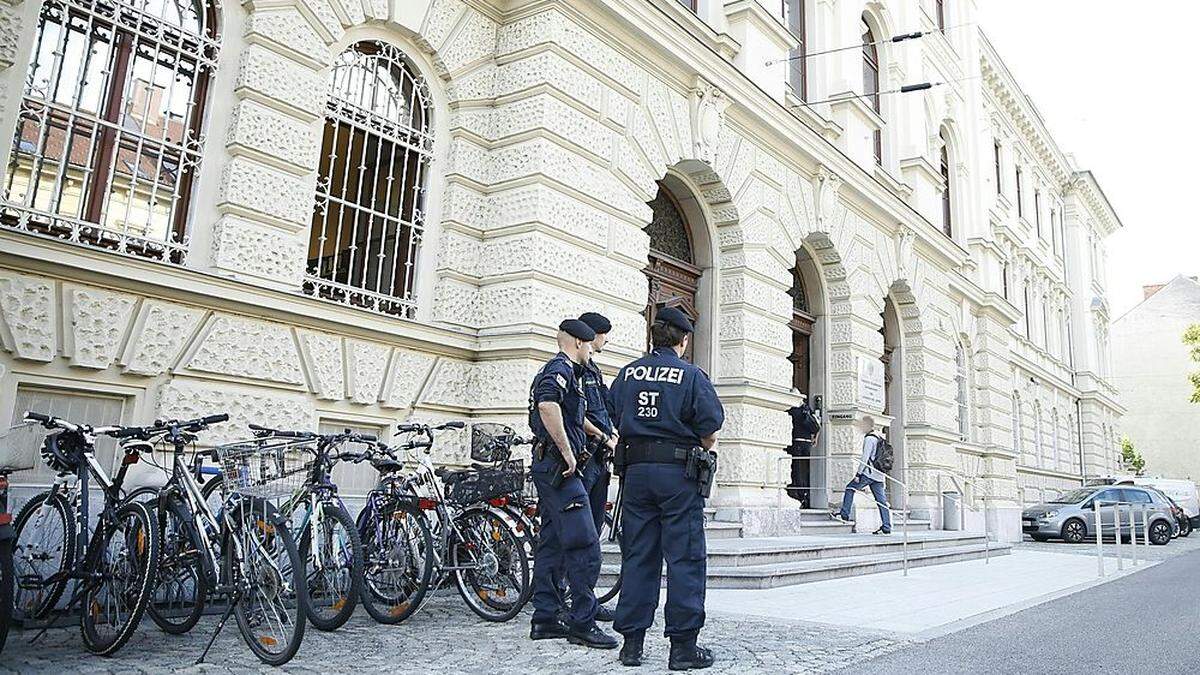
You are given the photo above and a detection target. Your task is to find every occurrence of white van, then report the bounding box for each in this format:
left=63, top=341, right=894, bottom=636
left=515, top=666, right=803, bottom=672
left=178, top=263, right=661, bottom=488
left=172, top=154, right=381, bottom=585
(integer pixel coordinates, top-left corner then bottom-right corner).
left=1089, top=475, right=1200, bottom=526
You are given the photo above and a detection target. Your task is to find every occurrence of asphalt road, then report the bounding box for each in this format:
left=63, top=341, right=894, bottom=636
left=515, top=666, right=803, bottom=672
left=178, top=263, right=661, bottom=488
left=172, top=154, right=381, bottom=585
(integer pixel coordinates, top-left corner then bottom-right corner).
left=850, top=546, right=1200, bottom=674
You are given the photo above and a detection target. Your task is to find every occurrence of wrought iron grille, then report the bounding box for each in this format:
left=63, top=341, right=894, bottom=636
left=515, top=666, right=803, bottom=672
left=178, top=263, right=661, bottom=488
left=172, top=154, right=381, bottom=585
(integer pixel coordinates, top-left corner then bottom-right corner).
left=1, top=0, right=220, bottom=264
left=304, top=41, right=433, bottom=319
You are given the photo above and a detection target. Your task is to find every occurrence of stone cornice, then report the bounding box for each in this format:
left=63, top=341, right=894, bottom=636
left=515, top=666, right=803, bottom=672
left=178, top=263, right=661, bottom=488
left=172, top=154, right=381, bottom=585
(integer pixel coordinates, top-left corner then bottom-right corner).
left=1065, top=170, right=1123, bottom=238
left=724, top=0, right=797, bottom=53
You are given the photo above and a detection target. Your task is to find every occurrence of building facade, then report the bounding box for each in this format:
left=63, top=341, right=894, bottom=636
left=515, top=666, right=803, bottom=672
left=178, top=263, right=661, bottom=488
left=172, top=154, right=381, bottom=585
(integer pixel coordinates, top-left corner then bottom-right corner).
left=1112, top=276, right=1200, bottom=482
left=0, top=0, right=1121, bottom=540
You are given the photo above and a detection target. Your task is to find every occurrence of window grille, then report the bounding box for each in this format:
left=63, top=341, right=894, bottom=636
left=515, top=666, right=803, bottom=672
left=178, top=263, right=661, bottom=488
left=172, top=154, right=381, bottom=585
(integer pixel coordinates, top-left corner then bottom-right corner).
left=2, top=0, right=219, bottom=264
left=305, top=41, right=433, bottom=319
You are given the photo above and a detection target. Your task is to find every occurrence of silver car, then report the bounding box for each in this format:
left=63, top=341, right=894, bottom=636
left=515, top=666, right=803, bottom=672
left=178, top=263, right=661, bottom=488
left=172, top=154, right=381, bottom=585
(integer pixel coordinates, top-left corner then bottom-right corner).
left=1022, top=485, right=1176, bottom=545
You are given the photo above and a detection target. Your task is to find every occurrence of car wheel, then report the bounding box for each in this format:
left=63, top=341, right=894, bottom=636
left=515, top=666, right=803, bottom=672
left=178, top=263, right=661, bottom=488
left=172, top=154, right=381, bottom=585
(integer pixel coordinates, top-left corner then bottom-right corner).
left=1061, top=518, right=1086, bottom=544
left=1178, top=519, right=1192, bottom=538
left=1030, top=534, right=1049, bottom=542
left=1149, top=519, right=1171, bottom=546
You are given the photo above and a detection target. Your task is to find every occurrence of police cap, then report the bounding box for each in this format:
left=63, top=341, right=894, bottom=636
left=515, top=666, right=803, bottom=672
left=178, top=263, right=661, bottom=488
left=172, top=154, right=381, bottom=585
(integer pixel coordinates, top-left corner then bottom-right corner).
left=559, top=319, right=596, bottom=341
left=654, top=306, right=694, bottom=333
left=578, top=312, right=612, bottom=335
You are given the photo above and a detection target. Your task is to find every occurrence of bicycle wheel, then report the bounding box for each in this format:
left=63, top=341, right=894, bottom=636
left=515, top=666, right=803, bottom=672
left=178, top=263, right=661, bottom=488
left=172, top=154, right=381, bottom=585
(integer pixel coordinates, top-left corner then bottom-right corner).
left=0, top=536, right=12, bottom=654
left=147, top=496, right=208, bottom=634
left=12, top=491, right=75, bottom=620
left=358, top=499, right=434, bottom=624
left=225, top=498, right=306, bottom=666
left=80, top=501, right=161, bottom=655
left=299, top=503, right=362, bottom=631
left=450, top=507, right=530, bottom=622
left=596, top=510, right=622, bottom=605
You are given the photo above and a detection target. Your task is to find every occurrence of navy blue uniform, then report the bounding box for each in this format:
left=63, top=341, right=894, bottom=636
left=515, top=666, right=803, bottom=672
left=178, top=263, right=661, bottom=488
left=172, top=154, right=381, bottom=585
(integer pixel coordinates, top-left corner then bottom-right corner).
left=608, top=347, right=724, bottom=641
left=580, top=358, right=614, bottom=535
left=528, top=352, right=600, bottom=629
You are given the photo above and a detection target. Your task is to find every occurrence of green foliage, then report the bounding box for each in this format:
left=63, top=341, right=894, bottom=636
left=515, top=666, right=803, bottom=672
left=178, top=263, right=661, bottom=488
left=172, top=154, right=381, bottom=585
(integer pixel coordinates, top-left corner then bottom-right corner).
left=1119, top=436, right=1145, bottom=475
left=1184, top=324, right=1200, bottom=404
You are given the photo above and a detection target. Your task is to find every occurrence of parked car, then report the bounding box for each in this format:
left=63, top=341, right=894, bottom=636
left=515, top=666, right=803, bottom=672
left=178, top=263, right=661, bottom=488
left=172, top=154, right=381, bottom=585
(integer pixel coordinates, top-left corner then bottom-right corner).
left=1159, top=493, right=1192, bottom=538
left=1087, top=476, right=1200, bottom=530
left=1023, top=485, right=1175, bottom=545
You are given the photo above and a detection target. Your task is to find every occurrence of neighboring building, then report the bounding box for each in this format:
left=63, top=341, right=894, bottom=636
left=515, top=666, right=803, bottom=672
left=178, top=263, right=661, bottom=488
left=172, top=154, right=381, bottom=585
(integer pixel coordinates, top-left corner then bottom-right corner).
left=1111, top=276, right=1200, bottom=481
left=0, top=0, right=1121, bottom=540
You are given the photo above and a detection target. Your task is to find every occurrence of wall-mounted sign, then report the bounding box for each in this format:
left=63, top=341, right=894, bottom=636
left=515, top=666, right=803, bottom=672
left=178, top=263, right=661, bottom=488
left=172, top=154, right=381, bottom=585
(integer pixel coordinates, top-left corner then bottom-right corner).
left=857, top=355, right=886, bottom=412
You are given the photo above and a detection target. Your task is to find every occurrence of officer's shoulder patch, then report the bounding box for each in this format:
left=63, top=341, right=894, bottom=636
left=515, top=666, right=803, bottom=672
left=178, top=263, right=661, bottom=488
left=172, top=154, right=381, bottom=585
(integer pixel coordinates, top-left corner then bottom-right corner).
left=555, top=373, right=567, bottom=389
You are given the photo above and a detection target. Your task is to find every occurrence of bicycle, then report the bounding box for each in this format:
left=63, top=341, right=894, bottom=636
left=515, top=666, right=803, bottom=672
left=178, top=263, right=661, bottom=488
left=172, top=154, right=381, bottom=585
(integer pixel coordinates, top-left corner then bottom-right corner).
left=117, top=415, right=309, bottom=665
left=11, top=411, right=161, bottom=655
left=393, top=421, right=532, bottom=622
left=344, top=439, right=434, bottom=624
left=0, top=421, right=41, bottom=655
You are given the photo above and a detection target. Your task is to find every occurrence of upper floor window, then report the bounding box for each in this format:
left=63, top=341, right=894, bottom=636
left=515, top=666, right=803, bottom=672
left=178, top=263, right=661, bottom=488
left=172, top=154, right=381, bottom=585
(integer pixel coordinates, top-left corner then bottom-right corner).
left=1012, top=393, right=1023, bottom=456
left=1015, top=166, right=1024, bottom=218
left=1023, top=285, right=1032, bottom=337
left=1050, top=208, right=1059, bottom=254
left=783, top=0, right=806, bottom=100
left=2, top=0, right=220, bottom=264
left=1002, top=261, right=1010, bottom=300
left=993, top=140, right=1002, bottom=195
left=955, top=343, right=970, bottom=441
left=677, top=0, right=698, bottom=12
left=939, top=129, right=952, bottom=238
left=305, top=41, right=434, bottom=319
left=936, top=0, right=947, bottom=30
left=861, top=16, right=882, bottom=165
left=1034, top=190, right=1042, bottom=237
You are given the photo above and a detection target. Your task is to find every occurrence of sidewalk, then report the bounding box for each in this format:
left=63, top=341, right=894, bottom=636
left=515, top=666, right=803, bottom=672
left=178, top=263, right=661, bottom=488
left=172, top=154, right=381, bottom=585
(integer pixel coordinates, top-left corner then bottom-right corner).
left=705, top=545, right=1154, bottom=639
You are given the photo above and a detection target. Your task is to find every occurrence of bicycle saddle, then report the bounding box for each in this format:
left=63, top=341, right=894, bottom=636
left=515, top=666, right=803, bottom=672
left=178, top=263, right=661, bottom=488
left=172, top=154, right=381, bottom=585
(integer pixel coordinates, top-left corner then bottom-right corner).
left=372, top=456, right=403, bottom=474
left=435, top=467, right=472, bottom=485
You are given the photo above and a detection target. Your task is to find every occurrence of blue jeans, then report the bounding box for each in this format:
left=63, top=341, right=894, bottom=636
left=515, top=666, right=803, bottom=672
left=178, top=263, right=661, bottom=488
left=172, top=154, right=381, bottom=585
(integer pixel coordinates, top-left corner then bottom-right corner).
left=839, top=474, right=892, bottom=532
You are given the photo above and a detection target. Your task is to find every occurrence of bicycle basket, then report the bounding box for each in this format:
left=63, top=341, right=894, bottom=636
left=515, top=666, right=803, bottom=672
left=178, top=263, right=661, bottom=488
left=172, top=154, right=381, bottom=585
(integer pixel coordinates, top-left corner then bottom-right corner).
left=0, top=422, right=42, bottom=472
left=445, top=460, right=524, bottom=505
left=214, top=438, right=313, bottom=499
left=470, top=423, right=516, bottom=463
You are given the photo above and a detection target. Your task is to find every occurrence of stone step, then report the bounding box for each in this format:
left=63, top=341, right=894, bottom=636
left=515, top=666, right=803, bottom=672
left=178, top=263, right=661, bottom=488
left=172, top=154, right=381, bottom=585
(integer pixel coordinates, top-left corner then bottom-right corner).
left=703, top=520, right=743, bottom=539
left=597, top=541, right=1011, bottom=589
left=704, top=532, right=987, bottom=567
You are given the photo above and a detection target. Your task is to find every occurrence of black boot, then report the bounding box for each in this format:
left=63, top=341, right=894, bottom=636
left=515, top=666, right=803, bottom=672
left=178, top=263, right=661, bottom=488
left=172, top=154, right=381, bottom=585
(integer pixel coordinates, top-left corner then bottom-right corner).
left=668, top=636, right=714, bottom=671
left=568, top=622, right=619, bottom=649
left=619, top=632, right=645, bottom=667
left=530, top=619, right=570, bottom=640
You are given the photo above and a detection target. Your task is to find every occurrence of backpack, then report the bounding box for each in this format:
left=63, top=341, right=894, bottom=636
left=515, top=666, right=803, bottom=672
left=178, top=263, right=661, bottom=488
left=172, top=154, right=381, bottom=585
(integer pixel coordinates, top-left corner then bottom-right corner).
left=868, top=433, right=894, bottom=473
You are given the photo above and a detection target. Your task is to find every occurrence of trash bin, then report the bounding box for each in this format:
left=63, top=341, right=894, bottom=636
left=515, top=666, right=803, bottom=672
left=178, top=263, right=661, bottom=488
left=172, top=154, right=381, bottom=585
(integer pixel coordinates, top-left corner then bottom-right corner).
left=942, top=491, right=962, bottom=530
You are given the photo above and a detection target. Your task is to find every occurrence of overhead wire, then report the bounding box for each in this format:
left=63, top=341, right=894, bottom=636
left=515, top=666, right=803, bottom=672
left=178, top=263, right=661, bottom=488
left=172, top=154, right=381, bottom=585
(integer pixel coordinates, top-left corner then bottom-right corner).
left=766, top=22, right=976, bottom=65
left=789, top=74, right=983, bottom=109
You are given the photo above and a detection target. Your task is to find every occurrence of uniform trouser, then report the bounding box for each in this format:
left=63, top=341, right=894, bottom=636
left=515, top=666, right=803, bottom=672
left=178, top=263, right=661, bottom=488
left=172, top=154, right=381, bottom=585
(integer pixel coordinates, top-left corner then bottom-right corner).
left=531, top=469, right=600, bottom=628
left=581, top=454, right=610, bottom=537
left=785, top=441, right=813, bottom=505
left=613, top=462, right=706, bottom=640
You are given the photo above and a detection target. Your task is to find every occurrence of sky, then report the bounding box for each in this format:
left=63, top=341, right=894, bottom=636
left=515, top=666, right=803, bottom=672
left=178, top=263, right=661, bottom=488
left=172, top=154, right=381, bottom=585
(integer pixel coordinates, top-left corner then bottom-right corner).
left=976, top=1, right=1198, bottom=318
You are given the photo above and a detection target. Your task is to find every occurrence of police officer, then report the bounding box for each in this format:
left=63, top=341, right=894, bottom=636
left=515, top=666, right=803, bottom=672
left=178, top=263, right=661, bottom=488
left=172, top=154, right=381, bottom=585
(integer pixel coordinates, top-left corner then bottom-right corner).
left=785, top=397, right=822, bottom=506
left=609, top=307, right=724, bottom=670
left=527, top=319, right=618, bottom=650
left=577, top=312, right=619, bottom=621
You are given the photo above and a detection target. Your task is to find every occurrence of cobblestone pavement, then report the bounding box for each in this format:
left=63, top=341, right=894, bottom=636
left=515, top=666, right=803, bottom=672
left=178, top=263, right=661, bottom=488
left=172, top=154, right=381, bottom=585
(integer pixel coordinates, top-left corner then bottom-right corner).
left=1, top=592, right=908, bottom=674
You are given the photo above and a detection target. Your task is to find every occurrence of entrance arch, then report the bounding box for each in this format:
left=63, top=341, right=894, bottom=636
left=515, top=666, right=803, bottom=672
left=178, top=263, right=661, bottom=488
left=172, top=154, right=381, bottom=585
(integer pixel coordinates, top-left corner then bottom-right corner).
left=788, top=244, right=831, bottom=506
left=881, top=294, right=906, bottom=508
left=643, top=171, right=715, bottom=370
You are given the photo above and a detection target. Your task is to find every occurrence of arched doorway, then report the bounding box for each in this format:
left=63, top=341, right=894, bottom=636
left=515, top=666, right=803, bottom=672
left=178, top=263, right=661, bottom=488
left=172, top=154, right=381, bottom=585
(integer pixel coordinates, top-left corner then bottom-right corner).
left=644, top=177, right=707, bottom=364
left=787, top=249, right=822, bottom=506
left=881, top=296, right=905, bottom=508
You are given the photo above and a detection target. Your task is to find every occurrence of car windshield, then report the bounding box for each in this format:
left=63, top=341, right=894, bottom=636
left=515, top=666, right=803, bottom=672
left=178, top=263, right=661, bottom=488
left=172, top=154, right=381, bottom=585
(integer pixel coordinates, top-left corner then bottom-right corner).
left=1048, top=488, right=1097, bottom=504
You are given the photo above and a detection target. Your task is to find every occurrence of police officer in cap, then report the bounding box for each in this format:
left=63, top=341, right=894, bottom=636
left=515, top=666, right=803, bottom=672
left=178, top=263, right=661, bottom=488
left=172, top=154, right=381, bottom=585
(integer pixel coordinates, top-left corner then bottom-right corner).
left=527, top=319, right=618, bottom=649
left=609, top=306, right=724, bottom=670
left=577, top=312, right=619, bottom=621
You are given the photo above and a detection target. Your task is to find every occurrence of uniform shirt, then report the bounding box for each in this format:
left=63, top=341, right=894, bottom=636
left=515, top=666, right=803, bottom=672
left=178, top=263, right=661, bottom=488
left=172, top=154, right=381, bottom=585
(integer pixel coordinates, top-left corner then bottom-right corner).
left=609, top=346, right=724, bottom=446
left=581, top=358, right=614, bottom=438
left=859, top=433, right=885, bottom=482
left=528, top=352, right=587, bottom=469
left=788, top=403, right=821, bottom=443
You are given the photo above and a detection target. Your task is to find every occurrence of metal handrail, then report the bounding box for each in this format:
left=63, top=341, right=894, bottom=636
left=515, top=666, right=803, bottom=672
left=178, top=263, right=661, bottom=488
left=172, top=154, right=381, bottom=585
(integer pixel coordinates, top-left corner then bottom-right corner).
left=935, top=477, right=991, bottom=564
left=779, top=454, right=910, bottom=575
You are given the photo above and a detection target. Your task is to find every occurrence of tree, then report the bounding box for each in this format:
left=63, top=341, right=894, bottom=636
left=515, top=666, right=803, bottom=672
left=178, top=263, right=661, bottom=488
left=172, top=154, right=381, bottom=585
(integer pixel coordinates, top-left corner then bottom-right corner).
left=1119, top=436, right=1145, bottom=475
left=1183, top=324, right=1200, bottom=403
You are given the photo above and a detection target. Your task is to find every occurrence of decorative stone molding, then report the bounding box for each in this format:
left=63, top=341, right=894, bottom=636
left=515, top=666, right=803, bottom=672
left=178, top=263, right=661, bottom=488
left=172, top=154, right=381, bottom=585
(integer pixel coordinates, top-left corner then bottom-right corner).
left=0, top=2, right=19, bottom=70
left=244, top=8, right=330, bottom=66
left=347, top=340, right=390, bottom=404
left=382, top=349, right=438, bottom=409
left=63, top=286, right=137, bottom=369
left=296, top=330, right=345, bottom=400
left=186, top=315, right=305, bottom=385
left=690, top=77, right=729, bottom=166
left=217, top=157, right=319, bottom=229
left=226, top=99, right=322, bottom=173
left=211, top=216, right=307, bottom=286
left=0, top=271, right=55, bottom=362
left=234, top=44, right=328, bottom=119
left=158, top=379, right=314, bottom=445
left=121, top=301, right=206, bottom=376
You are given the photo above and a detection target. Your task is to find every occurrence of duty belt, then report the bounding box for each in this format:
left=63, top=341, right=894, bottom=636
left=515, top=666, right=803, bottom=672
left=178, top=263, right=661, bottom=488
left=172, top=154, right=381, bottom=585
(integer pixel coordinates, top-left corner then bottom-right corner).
left=623, top=439, right=692, bottom=466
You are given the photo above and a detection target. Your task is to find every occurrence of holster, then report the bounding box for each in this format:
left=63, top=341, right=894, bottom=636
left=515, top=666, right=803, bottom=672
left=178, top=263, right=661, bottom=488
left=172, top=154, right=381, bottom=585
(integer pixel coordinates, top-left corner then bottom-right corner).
left=679, top=447, right=718, bottom=498
left=533, top=437, right=569, bottom=488
left=612, top=440, right=628, bottom=477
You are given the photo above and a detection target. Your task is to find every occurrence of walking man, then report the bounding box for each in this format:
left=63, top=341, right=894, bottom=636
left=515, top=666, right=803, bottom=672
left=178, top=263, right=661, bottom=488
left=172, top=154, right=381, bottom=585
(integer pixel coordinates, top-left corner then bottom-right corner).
left=527, top=319, right=618, bottom=649
left=578, top=312, right=618, bottom=621
left=609, top=307, right=724, bottom=670
left=832, top=416, right=892, bottom=535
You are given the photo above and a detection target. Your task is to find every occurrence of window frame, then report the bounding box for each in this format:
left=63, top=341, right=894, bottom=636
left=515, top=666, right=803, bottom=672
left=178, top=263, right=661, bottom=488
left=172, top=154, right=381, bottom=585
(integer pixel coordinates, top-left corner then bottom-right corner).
left=1015, top=165, right=1024, bottom=218
left=939, top=131, right=952, bottom=238
left=783, top=0, right=807, bottom=101
left=993, top=140, right=1003, bottom=195
left=861, top=15, right=882, bottom=165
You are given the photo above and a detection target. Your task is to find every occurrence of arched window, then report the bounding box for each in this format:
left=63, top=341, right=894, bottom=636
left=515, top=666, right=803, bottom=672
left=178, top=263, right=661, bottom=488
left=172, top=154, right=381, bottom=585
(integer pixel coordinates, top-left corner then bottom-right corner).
left=955, top=343, right=969, bottom=441
left=1012, top=393, right=1023, bottom=457
left=861, top=15, right=882, bottom=165
left=940, top=129, right=952, bottom=238
left=306, top=41, right=433, bottom=318
left=645, top=181, right=701, bottom=361
left=2, top=0, right=220, bottom=263
left=789, top=255, right=815, bottom=395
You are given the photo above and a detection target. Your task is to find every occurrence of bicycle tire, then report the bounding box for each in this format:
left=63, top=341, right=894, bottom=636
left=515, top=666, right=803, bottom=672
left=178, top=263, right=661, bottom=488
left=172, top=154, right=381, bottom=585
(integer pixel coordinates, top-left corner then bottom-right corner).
left=299, top=503, right=362, bottom=631
left=147, top=495, right=208, bottom=634
left=596, top=510, right=622, bottom=605
left=451, top=508, right=530, bottom=622
left=358, top=498, right=434, bottom=624
left=80, top=501, right=161, bottom=655
left=0, top=537, right=12, bottom=654
left=11, top=491, right=75, bottom=620
left=226, top=498, right=307, bottom=666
